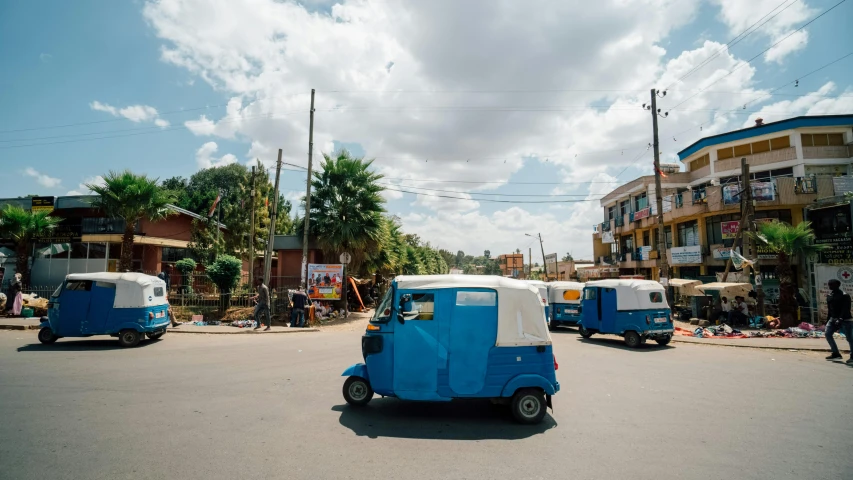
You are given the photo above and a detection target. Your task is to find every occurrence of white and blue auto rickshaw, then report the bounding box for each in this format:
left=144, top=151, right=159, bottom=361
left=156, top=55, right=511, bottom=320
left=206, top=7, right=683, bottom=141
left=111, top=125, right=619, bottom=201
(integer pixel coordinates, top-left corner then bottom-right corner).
left=341, top=275, right=560, bottom=424
left=579, top=279, right=673, bottom=348
left=38, top=272, right=171, bottom=348
left=526, top=280, right=550, bottom=324
left=547, top=281, right=584, bottom=330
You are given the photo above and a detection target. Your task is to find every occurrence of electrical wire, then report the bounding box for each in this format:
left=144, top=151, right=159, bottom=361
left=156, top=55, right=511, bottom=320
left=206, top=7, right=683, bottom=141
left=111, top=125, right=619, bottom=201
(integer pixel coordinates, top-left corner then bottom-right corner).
left=668, top=0, right=849, bottom=113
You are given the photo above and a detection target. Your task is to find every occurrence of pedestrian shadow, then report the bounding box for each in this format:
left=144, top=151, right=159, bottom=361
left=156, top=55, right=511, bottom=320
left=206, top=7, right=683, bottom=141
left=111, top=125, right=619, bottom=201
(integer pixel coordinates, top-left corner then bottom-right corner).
left=577, top=336, right=674, bottom=352
left=17, top=338, right=159, bottom=352
left=332, top=398, right=556, bottom=440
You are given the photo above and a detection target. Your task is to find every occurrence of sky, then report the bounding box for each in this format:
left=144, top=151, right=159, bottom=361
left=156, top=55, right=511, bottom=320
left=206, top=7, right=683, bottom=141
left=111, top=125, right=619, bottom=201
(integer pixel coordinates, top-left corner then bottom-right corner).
left=2, top=0, right=852, bottom=263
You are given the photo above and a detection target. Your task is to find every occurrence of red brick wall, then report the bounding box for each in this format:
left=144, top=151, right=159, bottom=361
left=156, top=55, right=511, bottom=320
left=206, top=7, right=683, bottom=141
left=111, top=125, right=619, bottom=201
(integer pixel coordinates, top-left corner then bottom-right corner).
left=140, top=214, right=195, bottom=242
left=277, top=250, right=323, bottom=278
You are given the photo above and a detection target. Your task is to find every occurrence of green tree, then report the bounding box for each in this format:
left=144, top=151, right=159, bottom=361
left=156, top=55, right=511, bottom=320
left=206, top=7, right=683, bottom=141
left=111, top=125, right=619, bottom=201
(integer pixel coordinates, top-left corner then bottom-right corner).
left=206, top=254, right=243, bottom=313
left=174, top=258, right=197, bottom=294
left=0, top=206, right=62, bottom=286
left=562, top=252, right=574, bottom=262
left=87, top=171, right=175, bottom=272
left=300, top=150, right=385, bottom=272
left=750, top=221, right=827, bottom=327
left=456, top=250, right=465, bottom=267
left=187, top=218, right=224, bottom=265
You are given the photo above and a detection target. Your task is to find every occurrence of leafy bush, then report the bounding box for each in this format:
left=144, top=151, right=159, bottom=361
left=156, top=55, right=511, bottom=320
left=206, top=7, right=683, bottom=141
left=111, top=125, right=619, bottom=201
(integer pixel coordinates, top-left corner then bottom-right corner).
left=175, top=258, right=197, bottom=275
left=206, top=255, right=242, bottom=293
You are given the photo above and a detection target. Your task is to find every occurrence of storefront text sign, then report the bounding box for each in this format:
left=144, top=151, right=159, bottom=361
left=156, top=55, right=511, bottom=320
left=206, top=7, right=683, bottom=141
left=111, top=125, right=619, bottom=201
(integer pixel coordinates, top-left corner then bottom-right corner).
left=721, top=221, right=739, bottom=239
left=671, top=245, right=702, bottom=265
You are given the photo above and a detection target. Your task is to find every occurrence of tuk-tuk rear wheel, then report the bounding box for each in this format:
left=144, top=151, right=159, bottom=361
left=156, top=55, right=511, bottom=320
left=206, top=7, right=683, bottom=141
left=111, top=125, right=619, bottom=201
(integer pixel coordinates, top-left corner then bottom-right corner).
left=511, top=388, right=547, bottom=425
left=656, top=335, right=672, bottom=346
left=624, top=331, right=641, bottom=348
left=579, top=325, right=593, bottom=339
left=343, top=376, right=373, bottom=406
left=147, top=332, right=165, bottom=340
left=118, top=329, right=141, bottom=348
left=38, top=327, right=57, bottom=344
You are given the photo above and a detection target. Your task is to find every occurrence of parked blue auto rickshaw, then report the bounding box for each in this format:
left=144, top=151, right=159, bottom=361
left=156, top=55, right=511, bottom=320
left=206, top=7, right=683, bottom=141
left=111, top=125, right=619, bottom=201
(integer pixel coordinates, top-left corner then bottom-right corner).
left=38, top=272, right=171, bottom=348
left=341, top=275, right=560, bottom=424
left=547, top=281, right=584, bottom=330
left=526, top=280, right=550, bottom=323
left=579, top=279, right=673, bottom=348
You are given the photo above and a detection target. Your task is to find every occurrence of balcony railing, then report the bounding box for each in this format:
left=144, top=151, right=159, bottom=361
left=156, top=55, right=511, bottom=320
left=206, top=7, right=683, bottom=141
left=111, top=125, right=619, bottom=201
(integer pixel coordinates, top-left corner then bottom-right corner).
left=692, top=189, right=707, bottom=205
left=615, top=216, right=625, bottom=227
left=675, top=194, right=684, bottom=208
left=803, top=145, right=853, bottom=159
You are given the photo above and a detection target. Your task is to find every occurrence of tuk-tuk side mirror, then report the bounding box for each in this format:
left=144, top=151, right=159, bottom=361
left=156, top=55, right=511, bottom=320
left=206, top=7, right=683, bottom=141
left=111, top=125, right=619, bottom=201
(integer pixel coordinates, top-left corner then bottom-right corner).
left=397, top=294, right=412, bottom=324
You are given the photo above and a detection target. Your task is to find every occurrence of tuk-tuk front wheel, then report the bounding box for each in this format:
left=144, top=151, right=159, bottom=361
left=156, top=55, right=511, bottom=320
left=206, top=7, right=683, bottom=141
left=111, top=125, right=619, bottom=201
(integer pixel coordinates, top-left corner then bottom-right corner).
left=511, top=388, right=547, bottom=425
left=118, top=329, right=141, bottom=348
left=624, top=331, right=641, bottom=348
left=579, top=325, right=593, bottom=339
left=343, top=376, right=373, bottom=406
left=38, top=327, right=58, bottom=344
left=656, top=335, right=672, bottom=346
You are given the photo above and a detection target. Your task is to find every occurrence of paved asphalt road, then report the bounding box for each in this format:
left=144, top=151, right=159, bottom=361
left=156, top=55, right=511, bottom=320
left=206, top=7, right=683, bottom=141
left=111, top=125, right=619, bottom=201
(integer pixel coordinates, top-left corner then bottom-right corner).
left=1, top=327, right=851, bottom=480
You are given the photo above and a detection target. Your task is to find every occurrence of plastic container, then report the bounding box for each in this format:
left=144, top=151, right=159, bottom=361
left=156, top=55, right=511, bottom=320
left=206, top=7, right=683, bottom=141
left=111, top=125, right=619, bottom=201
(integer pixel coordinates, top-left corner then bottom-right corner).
left=21, top=307, right=34, bottom=318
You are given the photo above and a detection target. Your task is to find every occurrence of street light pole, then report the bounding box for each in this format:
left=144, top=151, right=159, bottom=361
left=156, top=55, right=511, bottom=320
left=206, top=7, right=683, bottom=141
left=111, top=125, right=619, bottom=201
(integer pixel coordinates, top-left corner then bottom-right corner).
left=526, top=233, right=548, bottom=279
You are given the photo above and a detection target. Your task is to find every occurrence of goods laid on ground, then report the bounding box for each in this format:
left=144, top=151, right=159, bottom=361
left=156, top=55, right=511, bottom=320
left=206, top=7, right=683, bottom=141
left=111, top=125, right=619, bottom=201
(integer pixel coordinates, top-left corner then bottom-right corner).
left=675, top=321, right=844, bottom=340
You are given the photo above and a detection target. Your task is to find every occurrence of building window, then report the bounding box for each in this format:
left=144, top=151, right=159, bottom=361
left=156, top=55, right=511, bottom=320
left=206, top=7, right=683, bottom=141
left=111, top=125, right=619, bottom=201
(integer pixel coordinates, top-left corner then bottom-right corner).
left=620, top=200, right=631, bottom=217
left=607, top=206, right=615, bottom=221
left=690, top=153, right=710, bottom=171
left=754, top=209, right=792, bottom=224
left=802, top=133, right=845, bottom=147
left=162, top=247, right=188, bottom=263
left=717, top=135, right=792, bottom=161
left=651, top=227, right=673, bottom=250
left=705, top=214, right=740, bottom=246
left=634, top=192, right=648, bottom=211
left=643, top=230, right=650, bottom=247
left=677, top=220, right=699, bottom=247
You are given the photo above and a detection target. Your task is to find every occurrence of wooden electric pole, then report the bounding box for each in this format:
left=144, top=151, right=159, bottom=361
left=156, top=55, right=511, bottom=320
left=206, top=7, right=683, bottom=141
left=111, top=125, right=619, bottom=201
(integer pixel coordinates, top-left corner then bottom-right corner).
left=646, top=89, right=669, bottom=290
left=302, top=89, right=316, bottom=289
left=248, top=166, right=256, bottom=288
left=264, top=149, right=282, bottom=286
left=529, top=247, right=532, bottom=280
left=538, top=233, right=548, bottom=279
left=741, top=158, right=765, bottom=316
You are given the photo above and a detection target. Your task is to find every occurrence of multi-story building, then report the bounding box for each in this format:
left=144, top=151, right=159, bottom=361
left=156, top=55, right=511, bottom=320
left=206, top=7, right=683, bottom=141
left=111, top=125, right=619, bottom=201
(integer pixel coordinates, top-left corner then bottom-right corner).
left=591, top=114, right=853, bottom=299
left=498, top=253, right=525, bottom=278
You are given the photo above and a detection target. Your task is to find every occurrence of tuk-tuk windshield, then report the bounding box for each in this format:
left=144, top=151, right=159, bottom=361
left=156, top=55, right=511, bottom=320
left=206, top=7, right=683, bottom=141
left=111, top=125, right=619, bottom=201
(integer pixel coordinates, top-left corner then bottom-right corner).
left=52, top=284, right=62, bottom=298
left=371, top=288, right=393, bottom=323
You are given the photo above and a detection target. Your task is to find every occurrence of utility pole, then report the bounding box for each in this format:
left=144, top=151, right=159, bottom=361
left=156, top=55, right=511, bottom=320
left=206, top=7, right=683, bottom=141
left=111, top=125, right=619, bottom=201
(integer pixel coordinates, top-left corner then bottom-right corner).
left=645, top=89, right=669, bottom=291
left=537, top=233, right=548, bottom=279
left=248, top=166, right=256, bottom=288
left=529, top=247, right=532, bottom=280
left=722, top=159, right=750, bottom=284
left=264, top=149, right=282, bottom=287
left=742, top=158, right=765, bottom=316
left=302, top=89, right=316, bottom=289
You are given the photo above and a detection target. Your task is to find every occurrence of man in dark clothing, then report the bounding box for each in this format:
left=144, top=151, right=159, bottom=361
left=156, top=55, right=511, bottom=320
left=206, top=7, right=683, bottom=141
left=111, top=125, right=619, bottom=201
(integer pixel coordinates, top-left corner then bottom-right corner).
left=290, top=287, right=309, bottom=328
left=252, top=279, right=271, bottom=331
left=825, top=279, right=853, bottom=363
left=157, top=267, right=172, bottom=293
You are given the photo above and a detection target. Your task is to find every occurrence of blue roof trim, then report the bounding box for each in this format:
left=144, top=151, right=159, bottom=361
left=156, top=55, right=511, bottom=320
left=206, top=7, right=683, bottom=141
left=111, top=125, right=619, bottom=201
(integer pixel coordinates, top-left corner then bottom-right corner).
left=678, top=115, right=853, bottom=161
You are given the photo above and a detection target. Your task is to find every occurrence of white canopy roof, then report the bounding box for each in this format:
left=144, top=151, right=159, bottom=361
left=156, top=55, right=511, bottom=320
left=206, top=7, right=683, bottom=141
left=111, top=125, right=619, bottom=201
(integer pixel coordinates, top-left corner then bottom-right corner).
left=66, top=272, right=168, bottom=309
left=394, top=275, right=551, bottom=347
left=695, top=282, right=753, bottom=299
left=668, top=278, right=703, bottom=296
left=523, top=280, right=550, bottom=306
left=548, top=281, right=585, bottom=304
left=586, top=279, right=670, bottom=311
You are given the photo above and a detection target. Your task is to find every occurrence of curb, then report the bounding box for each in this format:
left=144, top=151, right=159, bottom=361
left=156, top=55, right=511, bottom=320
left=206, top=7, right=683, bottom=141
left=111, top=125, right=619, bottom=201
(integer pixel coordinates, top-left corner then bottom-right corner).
left=0, top=324, right=39, bottom=331
left=671, top=336, right=846, bottom=353
left=167, top=328, right=319, bottom=334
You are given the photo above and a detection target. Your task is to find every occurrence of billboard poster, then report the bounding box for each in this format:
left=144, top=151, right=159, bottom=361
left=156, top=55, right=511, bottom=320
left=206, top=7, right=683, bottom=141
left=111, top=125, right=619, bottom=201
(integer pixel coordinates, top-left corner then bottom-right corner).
left=722, top=184, right=741, bottom=205
left=721, top=221, right=740, bottom=239
left=307, top=264, right=344, bottom=300
left=751, top=181, right=775, bottom=202
left=634, top=207, right=650, bottom=221
left=671, top=245, right=702, bottom=265
left=602, top=231, right=615, bottom=244
left=712, top=246, right=740, bottom=260
left=545, top=253, right=558, bottom=269
left=815, top=265, right=853, bottom=321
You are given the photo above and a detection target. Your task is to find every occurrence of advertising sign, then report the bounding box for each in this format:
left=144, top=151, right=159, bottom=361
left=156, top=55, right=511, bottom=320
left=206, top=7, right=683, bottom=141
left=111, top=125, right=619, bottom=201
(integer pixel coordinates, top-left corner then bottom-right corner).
left=712, top=246, right=740, bottom=260
left=723, top=182, right=775, bottom=205
left=723, top=184, right=741, bottom=205
left=31, top=196, right=55, bottom=213
left=832, top=176, right=853, bottom=196
left=602, top=231, right=615, bottom=244
left=671, top=245, right=702, bottom=265
left=815, top=265, right=853, bottom=321
left=307, top=264, right=344, bottom=300
left=638, top=246, right=652, bottom=261
left=634, top=207, right=651, bottom=221
left=721, top=221, right=740, bottom=239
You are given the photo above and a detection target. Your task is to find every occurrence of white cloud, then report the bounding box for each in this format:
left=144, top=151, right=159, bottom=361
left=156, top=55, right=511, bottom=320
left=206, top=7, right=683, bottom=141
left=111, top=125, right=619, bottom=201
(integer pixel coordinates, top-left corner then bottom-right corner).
left=743, top=82, right=853, bottom=126
left=23, top=167, right=61, bottom=188
left=67, top=175, right=106, bottom=196
left=195, top=141, right=238, bottom=169
left=712, top=0, right=818, bottom=64
left=141, top=0, right=849, bottom=259
left=90, top=101, right=170, bottom=128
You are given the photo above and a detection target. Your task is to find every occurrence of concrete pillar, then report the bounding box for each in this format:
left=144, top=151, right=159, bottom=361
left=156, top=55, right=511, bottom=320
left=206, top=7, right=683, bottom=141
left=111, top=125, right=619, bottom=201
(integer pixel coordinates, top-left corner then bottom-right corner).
left=791, top=132, right=803, bottom=162
left=709, top=149, right=717, bottom=176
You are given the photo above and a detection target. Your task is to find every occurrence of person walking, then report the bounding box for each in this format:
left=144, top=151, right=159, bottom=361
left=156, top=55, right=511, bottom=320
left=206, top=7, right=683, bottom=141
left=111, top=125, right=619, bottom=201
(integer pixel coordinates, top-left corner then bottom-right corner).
left=252, top=278, right=271, bottom=331
left=10, top=273, right=23, bottom=317
left=825, top=279, right=853, bottom=363
left=157, top=266, right=172, bottom=294
left=290, top=287, right=308, bottom=328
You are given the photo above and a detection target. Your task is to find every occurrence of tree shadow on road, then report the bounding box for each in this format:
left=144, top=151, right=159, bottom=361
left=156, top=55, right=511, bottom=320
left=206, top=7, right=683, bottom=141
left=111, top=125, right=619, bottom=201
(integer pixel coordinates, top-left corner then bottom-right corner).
left=577, top=336, right=675, bottom=352
left=17, top=338, right=160, bottom=352
left=332, top=398, right=557, bottom=440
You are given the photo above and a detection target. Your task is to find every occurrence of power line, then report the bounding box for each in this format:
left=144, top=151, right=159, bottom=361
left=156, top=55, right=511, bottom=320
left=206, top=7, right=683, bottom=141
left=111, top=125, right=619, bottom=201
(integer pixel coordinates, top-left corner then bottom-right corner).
left=668, top=0, right=849, bottom=112
left=377, top=182, right=605, bottom=198
left=664, top=0, right=797, bottom=90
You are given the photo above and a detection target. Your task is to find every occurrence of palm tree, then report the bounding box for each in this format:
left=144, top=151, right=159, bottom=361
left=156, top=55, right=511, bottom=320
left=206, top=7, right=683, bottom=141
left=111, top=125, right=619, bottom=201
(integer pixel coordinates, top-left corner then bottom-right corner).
left=0, top=205, right=62, bottom=286
left=302, top=150, right=385, bottom=272
left=87, top=171, right=176, bottom=272
left=750, top=221, right=827, bottom=327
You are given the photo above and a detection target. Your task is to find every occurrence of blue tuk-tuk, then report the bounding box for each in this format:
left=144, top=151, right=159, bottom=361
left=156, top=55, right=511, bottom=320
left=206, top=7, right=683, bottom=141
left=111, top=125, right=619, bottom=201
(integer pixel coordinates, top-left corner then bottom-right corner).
left=526, top=280, right=550, bottom=323
left=547, top=281, right=584, bottom=330
left=341, top=275, right=560, bottom=424
left=579, top=279, right=673, bottom=348
left=38, top=272, right=171, bottom=348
